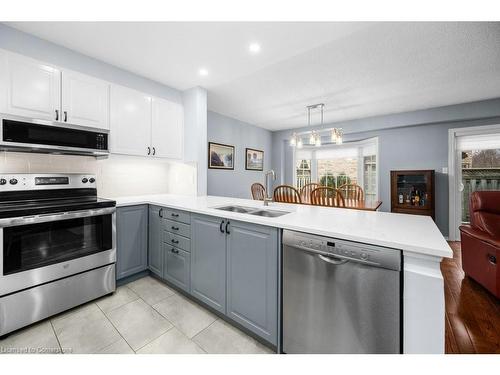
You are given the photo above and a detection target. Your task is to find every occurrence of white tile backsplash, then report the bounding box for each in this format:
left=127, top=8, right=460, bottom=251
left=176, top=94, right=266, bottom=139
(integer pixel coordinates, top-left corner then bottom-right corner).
left=0, top=151, right=197, bottom=198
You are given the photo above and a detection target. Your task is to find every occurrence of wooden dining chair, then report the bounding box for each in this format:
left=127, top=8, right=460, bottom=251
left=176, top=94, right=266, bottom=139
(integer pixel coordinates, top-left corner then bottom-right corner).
left=273, top=185, right=302, bottom=204
left=310, top=187, right=345, bottom=207
left=251, top=183, right=266, bottom=201
left=338, top=183, right=364, bottom=200
left=300, top=183, right=320, bottom=204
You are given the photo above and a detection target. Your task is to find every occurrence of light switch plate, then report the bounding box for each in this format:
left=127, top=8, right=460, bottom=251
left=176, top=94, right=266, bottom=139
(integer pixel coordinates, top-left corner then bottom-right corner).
left=442, top=167, right=448, bottom=174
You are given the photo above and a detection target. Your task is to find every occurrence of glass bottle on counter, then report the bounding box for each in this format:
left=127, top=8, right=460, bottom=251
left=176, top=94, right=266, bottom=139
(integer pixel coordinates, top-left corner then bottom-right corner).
left=414, top=190, right=420, bottom=206
left=421, top=192, right=428, bottom=206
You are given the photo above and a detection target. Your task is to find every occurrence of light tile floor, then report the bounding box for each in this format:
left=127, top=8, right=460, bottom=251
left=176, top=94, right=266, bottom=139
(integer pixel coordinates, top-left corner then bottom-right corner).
left=0, top=276, right=274, bottom=354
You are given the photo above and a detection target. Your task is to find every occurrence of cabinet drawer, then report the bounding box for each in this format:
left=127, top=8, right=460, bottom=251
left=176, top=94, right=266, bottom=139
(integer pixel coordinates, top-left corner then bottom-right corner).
left=164, top=231, right=191, bottom=252
left=163, top=246, right=190, bottom=292
left=164, top=219, right=191, bottom=238
left=163, top=208, right=191, bottom=224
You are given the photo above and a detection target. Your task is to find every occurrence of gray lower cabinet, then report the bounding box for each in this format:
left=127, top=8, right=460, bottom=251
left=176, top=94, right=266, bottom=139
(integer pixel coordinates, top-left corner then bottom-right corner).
left=226, top=221, right=278, bottom=345
left=148, top=205, right=163, bottom=277
left=116, top=205, right=148, bottom=280
left=163, top=244, right=191, bottom=292
left=117, top=206, right=279, bottom=345
left=191, top=214, right=227, bottom=313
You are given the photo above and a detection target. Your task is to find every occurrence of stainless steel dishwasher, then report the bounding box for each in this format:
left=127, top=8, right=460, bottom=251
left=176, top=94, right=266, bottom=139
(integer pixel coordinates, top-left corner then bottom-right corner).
left=282, top=230, right=402, bottom=354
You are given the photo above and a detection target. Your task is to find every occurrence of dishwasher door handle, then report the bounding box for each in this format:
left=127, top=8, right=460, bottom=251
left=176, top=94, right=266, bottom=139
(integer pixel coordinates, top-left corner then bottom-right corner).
left=318, top=254, right=349, bottom=265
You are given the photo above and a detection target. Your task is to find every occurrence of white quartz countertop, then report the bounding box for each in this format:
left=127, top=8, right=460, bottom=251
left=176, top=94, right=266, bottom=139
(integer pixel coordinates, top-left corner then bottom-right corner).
left=110, top=194, right=452, bottom=259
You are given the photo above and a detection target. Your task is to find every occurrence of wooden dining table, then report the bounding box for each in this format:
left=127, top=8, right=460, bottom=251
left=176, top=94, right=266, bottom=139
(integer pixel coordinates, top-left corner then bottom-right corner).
left=342, top=199, right=383, bottom=211
left=301, top=196, right=382, bottom=211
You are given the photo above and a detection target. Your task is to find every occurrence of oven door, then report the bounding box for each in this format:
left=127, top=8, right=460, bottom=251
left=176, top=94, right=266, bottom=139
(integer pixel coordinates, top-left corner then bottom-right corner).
left=0, top=207, right=116, bottom=296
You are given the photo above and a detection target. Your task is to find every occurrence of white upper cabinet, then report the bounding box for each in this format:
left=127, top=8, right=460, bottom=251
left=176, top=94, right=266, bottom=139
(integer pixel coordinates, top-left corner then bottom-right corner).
left=110, top=85, right=152, bottom=156
left=61, top=70, right=110, bottom=129
left=0, top=49, right=185, bottom=160
left=0, top=51, right=61, bottom=121
left=151, top=97, right=184, bottom=159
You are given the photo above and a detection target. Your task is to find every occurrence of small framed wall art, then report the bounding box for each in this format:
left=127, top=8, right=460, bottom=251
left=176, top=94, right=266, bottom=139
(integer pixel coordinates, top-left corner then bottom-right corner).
left=245, top=148, right=264, bottom=171
left=208, top=142, right=235, bottom=170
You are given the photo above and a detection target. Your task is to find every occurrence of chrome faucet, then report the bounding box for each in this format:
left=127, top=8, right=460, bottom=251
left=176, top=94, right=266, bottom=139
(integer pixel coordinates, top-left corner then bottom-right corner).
left=264, top=170, right=276, bottom=206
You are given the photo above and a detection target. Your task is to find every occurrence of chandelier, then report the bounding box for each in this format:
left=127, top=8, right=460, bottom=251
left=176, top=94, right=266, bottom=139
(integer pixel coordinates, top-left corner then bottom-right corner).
left=289, top=103, right=343, bottom=148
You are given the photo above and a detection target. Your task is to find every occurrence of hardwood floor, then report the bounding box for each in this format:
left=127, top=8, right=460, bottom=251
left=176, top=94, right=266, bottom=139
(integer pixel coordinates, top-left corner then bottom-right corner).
left=443, top=242, right=500, bottom=353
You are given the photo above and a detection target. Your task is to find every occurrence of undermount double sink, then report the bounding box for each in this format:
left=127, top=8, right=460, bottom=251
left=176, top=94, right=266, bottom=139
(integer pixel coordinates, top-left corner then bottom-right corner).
left=214, top=205, right=291, bottom=218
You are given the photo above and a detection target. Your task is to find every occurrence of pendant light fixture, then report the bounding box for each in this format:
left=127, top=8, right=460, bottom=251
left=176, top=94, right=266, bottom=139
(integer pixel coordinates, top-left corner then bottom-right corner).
left=289, top=103, right=343, bottom=147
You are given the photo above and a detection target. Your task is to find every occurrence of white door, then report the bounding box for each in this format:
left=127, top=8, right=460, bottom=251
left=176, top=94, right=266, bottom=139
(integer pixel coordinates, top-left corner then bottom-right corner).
left=110, top=85, right=152, bottom=156
left=0, top=51, right=61, bottom=121
left=61, top=70, right=109, bottom=129
left=151, top=97, right=184, bottom=159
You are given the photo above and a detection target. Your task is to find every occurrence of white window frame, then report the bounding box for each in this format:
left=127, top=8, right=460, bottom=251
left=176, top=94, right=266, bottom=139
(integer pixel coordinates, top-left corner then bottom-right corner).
left=448, top=123, right=500, bottom=241
left=293, top=137, right=379, bottom=199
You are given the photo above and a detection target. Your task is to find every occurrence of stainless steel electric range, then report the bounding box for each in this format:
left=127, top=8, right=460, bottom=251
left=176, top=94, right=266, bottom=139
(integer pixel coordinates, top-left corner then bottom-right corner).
left=0, top=173, right=116, bottom=336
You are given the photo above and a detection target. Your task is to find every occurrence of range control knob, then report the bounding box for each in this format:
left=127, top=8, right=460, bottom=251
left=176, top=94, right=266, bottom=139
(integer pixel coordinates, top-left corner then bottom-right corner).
left=360, top=253, right=369, bottom=260
left=0, top=178, right=6, bottom=185
left=9, top=178, right=18, bottom=185
left=89, top=177, right=95, bottom=183
left=81, top=178, right=88, bottom=183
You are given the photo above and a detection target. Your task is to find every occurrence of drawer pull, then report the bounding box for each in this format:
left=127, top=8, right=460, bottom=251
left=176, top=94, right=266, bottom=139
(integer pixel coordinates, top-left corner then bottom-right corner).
left=171, top=213, right=179, bottom=218
left=171, top=239, right=179, bottom=244
left=171, top=226, right=179, bottom=231
left=488, top=254, right=497, bottom=265
left=171, top=248, right=179, bottom=254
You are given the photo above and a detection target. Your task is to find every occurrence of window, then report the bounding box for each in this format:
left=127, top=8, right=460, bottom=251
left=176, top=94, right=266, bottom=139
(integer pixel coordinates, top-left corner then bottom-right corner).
left=456, top=132, right=500, bottom=223
left=363, top=155, right=377, bottom=199
left=296, top=159, right=311, bottom=190
left=460, top=149, right=500, bottom=222
left=294, top=138, right=378, bottom=199
left=317, top=158, right=358, bottom=188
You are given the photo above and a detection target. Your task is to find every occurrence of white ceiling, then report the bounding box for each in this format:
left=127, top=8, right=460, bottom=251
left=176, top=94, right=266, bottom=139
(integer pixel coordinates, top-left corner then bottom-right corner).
left=6, top=22, right=500, bottom=131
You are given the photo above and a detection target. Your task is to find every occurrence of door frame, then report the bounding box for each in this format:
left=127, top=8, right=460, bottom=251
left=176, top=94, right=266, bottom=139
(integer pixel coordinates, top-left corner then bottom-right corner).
left=448, top=123, right=500, bottom=240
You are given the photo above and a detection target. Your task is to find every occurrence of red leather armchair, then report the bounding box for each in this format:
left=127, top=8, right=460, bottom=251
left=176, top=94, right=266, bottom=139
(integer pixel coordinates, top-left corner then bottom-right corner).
left=459, top=191, right=500, bottom=298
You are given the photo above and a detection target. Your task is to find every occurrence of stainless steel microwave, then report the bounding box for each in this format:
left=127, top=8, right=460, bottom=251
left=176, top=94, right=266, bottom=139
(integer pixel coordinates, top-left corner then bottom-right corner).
left=0, top=114, right=109, bottom=156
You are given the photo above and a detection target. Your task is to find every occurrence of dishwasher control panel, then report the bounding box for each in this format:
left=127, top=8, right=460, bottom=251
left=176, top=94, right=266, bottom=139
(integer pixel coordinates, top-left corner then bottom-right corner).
left=283, top=230, right=401, bottom=271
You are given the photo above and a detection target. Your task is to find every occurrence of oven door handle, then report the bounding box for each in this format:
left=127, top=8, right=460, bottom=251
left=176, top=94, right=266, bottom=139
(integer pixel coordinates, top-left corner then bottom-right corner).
left=0, top=207, right=116, bottom=227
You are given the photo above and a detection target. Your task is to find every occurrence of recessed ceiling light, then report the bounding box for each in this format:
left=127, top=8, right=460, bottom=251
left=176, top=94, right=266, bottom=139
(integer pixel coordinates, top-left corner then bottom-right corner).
left=198, top=68, right=208, bottom=76
left=249, top=43, right=261, bottom=54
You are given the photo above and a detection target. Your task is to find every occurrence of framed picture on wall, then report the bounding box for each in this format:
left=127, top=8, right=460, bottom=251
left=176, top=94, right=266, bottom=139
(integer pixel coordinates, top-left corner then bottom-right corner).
left=245, top=148, right=264, bottom=171
left=208, top=142, right=235, bottom=170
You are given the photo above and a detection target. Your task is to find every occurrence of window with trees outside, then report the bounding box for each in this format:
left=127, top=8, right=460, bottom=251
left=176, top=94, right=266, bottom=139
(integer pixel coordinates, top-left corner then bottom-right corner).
left=460, top=148, right=500, bottom=222
left=294, top=137, right=378, bottom=199
left=456, top=132, right=500, bottom=223
left=295, top=159, right=312, bottom=190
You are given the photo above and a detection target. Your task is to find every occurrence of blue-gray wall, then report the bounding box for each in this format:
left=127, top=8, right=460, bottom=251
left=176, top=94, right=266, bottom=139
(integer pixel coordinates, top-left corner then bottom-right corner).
left=272, top=98, right=500, bottom=236
left=0, top=24, right=181, bottom=103
left=208, top=111, right=272, bottom=199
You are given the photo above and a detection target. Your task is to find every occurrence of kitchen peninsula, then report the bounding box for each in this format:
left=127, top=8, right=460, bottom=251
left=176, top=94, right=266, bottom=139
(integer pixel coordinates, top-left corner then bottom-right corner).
left=113, top=193, right=452, bottom=354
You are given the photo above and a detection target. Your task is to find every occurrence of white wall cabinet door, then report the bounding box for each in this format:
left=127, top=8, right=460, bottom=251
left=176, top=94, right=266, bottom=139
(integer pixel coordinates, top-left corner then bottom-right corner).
left=61, top=70, right=109, bottom=129
left=110, top=85, right=152, bottom=156
left=0, top=51, right=61, bottom=121
left=152, top=97, right=184, bottom=159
